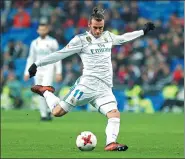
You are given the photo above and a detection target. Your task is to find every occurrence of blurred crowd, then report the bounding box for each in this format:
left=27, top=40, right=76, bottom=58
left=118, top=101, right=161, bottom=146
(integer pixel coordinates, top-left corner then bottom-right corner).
left=1, top=0, right=184, bottom=111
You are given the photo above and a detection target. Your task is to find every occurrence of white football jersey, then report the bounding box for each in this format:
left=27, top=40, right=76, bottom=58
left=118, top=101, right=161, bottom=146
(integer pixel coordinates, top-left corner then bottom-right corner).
left=76, top=31, right=115, bottom=87
left=24, top=35, right=62, bottom=75
left=36, top=30, right=144, bottom=87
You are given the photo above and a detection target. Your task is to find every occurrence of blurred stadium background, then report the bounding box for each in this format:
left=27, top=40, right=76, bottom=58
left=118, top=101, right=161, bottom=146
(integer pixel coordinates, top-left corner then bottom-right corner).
left=1, top=0, right=184, bottom=113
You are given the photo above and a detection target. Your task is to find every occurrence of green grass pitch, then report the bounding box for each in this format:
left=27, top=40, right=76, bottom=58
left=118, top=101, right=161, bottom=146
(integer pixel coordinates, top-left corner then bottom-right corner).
left=1, top=110, right=184, bottom=158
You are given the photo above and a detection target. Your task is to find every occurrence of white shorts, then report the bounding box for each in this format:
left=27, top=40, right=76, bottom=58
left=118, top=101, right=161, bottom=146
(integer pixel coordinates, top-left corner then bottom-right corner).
left=34, top=66, right=55, bottom=86
left=62, top=76, right=118, bottom=115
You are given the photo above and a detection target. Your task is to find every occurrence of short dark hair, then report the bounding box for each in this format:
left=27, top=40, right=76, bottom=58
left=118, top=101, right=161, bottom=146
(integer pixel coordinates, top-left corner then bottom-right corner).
left=89, top=7, right=105, bottom=22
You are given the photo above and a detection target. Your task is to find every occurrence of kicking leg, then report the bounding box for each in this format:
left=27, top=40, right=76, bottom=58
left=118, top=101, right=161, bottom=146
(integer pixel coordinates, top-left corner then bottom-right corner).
left=31, top=85, right=72, bottom=117
left=42, top=70, right=55, bottom=119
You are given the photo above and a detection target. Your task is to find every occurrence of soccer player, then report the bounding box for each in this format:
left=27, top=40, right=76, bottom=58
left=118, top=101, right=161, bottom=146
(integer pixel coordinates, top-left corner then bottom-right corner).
left=24, top=23, right=62, bottom=121
left=28, top=7, right=155, bottom=150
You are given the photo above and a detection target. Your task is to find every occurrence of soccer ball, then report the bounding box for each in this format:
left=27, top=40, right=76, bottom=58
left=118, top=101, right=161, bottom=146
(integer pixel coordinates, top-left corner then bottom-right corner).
left=76, top=131, right=97, bottom=151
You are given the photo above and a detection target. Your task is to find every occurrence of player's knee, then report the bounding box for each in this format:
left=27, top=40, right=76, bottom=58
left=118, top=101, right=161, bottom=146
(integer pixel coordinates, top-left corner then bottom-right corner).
left=52, top=105, right=66, bottom=117
left=107, top=109, right=120, bottom=118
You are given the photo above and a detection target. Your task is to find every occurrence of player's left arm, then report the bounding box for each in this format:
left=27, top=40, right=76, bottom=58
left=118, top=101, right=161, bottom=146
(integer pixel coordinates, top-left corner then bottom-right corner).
left=53, top=39, right=62, bottom=82
left=109, top=22, right=155, bottom=45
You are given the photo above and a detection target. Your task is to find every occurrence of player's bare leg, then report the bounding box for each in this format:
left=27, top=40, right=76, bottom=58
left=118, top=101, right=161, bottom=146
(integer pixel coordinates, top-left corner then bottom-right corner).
left=104, top=108, right=128, bottom=151
left=31, top=85, right=67, bottom=117
left=52, top=104, right=67, bottom=117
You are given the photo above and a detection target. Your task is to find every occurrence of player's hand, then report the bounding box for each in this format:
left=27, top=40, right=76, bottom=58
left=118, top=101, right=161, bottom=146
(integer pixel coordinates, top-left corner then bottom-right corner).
left=24, top=75, right=29, bottom=81
left=55, top=74, right=62, bottom=83
left=143, top=22, right=155, bottom=35
left=28, top=63, right=37, bottom=78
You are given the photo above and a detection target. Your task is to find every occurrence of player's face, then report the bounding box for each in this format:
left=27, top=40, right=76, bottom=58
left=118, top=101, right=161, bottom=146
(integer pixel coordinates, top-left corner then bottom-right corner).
left=37, top=26, right=49, bottom=37
left=88, top=19, right=104, bottom=38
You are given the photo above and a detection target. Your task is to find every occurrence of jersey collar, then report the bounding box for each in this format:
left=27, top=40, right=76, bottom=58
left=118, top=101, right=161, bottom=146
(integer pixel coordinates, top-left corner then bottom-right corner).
left=38, top=35, right=49, bottom=40
left=86, top=31, right=106, bottom=41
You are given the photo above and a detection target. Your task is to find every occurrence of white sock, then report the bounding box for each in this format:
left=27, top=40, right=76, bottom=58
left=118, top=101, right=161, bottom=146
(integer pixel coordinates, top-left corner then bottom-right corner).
left=43, top=90, right=60, bottom=112
left=105, top=118, right=120, bottom=145
left=39, top=97, right=48, bottom=118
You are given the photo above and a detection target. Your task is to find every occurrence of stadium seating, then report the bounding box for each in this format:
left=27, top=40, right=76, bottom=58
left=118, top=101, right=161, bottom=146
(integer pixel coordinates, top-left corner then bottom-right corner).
left=170, top=58, right=184, bottom=72
left=14, top=58, right=26, bottom=78
left=138, top=1, right=183, bottom=22
left=2, top=1, right=183, bottom=51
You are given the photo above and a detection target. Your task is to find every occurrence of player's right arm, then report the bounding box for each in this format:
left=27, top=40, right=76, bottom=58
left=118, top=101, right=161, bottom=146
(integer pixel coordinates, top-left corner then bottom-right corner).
left=24, top=41, right=36, bottom=81
left=28, top=36, right=82, bottom=78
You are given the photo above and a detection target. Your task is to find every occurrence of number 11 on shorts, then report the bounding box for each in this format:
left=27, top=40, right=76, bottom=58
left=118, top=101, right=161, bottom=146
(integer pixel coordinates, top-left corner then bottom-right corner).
left=73, top=89, right=83, bottom=100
